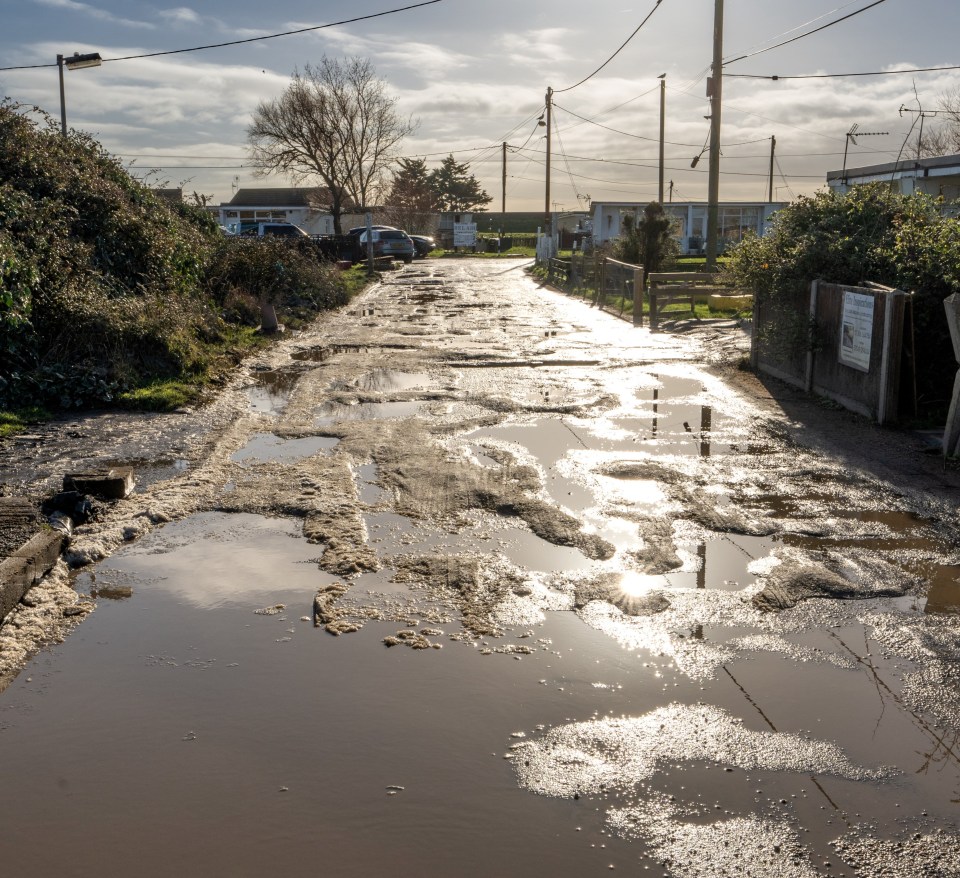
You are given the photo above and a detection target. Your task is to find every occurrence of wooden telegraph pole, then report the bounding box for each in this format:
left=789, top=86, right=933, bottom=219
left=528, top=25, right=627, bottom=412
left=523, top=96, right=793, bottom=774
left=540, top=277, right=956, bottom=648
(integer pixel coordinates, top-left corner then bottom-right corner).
left=705, top=0, right=724, bottom=272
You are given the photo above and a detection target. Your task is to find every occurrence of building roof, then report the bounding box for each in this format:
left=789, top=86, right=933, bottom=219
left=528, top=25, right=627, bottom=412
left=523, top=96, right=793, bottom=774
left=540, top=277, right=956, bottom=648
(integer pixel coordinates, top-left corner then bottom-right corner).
left=226, top=187, right=332, bottom=208
left=827, top=153, right=960, bottom=182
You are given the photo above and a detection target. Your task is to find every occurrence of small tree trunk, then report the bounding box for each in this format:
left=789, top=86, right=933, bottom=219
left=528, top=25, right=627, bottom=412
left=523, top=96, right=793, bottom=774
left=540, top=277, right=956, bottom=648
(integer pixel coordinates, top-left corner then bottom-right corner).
left=260, top=301, right=280, bottom=334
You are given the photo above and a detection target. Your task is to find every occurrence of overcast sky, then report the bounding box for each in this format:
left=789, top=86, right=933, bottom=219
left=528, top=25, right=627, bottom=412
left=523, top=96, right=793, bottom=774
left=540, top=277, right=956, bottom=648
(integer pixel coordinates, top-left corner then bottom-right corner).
left=3, top=0, right=959, bottom=211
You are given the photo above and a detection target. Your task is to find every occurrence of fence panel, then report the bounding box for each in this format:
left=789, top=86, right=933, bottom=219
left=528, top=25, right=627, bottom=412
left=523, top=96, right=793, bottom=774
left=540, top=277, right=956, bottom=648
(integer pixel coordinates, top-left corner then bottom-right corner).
left=810, top=282, right=906, bottom=422
left=752, top=280, right=909, bottom=423
left=752, top=285, right=811, bottom=389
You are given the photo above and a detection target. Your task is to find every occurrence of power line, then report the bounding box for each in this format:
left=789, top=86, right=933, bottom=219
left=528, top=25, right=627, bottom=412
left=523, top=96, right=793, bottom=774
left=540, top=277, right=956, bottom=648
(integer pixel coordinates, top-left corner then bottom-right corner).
left=724, top=0, right=889, bottom=66
left=554, top=0, right=666, bottom=94
left=554, top=103, right=773, bottom=149
left=723, top=0, right=868, bottom=63
left=520, top=148, right=824, bottom=180
left=0, top=1, right=443, bottom=71
left=726, top=63, right=960, bottom=81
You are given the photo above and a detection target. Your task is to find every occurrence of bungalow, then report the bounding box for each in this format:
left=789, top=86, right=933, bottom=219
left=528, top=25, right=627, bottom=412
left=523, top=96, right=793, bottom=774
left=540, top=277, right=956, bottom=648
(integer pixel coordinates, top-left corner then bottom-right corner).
left=218, top=188, right=337, bottom=235
left=826, top=153, right=960, bottom=202
left=591, top=201, right=786, bottom=255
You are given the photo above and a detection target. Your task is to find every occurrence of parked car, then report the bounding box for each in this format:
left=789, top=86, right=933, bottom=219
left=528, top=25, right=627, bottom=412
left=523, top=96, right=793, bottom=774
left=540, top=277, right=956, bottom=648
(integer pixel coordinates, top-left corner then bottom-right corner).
left=357, top=228, right=415, bottom=263
left=408, top=234, right=436, bottom=258
left=237, top=222, right=310, bottom=238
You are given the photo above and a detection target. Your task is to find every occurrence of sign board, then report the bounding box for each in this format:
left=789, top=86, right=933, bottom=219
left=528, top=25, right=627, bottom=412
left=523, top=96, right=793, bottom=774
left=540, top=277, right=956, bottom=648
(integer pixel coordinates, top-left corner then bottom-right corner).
left=838, top=290, right=875, bottom=372
left=453, top=223, right=477, bottom=247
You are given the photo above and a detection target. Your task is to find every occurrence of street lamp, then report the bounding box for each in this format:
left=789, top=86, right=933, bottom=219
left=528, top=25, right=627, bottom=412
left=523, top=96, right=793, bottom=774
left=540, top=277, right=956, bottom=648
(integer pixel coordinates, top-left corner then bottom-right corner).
left=57, top=51, right=102, bottom=136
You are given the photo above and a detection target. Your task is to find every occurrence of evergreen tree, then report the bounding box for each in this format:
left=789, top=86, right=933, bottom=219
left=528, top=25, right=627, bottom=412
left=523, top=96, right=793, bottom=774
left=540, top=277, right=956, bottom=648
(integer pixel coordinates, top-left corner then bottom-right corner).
left=428, top=155, right=492, bottom=212
left=385, top=157, right=437, bottom=232
left=613, top=201, right=678, bottom=273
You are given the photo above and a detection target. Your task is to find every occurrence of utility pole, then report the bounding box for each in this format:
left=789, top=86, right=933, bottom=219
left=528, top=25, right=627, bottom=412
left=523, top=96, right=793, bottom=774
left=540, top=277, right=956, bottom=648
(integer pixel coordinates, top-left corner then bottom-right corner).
left=705, top=0, right=724, bottom=272
left=658, top=74, right=666, bottom=203
left=668, top=180, right=674, bottom=203
left=500, top=141, right=507, bottom=254
left=544, top=87, right=553, bottom=239
left=501, top=141, right=507, bottom=215
left=768, top=135, right=776, bottom=203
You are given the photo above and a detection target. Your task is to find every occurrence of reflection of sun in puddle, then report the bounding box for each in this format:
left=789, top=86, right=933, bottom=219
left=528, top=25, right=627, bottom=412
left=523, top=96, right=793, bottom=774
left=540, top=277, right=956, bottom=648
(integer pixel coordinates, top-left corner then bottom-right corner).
left=618, top=571, right=667, bottom=598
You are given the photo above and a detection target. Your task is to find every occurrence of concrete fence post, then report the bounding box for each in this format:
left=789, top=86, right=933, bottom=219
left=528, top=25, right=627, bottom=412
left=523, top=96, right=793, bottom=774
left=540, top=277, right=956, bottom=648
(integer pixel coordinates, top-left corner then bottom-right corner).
left=943, top=293, right=960, bottom=456
left=633, top=265, right=644, bottom=326
left=805, top=279, right=819, bottom=392
left=877, top=289, right=903, bottom=425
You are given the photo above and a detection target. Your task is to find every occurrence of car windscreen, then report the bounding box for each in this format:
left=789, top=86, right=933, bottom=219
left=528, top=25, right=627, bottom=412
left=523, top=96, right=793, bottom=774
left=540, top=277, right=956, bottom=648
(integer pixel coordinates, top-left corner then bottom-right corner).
left=378, top=231, right=407, bottom=240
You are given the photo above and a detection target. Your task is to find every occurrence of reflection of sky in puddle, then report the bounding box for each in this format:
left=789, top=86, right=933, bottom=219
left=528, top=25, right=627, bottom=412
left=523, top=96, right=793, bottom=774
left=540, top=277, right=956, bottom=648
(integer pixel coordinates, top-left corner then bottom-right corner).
left=354, top=462, right=391, bottom=505
left=316, top=400, right=423, bottom=426
left=664, top=533, right=775, bottom=591
left=349, top=566, right=411, bottom=595
left=246, top=369, right=303, bottom=416
left=75, top=512, right=336, bottom=609
left=362, top=511, right=598, bottom=572
left=351, top=369, right=431, bottom=391
left=231, top=433, right=340, bottom=464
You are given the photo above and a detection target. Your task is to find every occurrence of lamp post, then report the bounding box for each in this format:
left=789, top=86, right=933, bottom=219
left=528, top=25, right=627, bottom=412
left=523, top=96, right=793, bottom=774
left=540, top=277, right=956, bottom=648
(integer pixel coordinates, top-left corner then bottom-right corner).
left=57, top=51, right=102, bottom=136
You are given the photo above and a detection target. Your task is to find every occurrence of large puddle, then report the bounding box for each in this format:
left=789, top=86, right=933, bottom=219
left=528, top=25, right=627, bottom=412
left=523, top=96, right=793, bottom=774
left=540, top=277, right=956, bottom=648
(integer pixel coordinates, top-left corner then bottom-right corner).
left=1, top=510, right=958, bottom=877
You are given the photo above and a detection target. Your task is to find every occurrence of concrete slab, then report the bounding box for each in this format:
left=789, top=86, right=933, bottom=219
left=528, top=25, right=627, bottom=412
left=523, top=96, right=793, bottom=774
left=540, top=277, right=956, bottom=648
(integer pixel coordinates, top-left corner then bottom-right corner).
left=63, top=467, right=135, bottom=499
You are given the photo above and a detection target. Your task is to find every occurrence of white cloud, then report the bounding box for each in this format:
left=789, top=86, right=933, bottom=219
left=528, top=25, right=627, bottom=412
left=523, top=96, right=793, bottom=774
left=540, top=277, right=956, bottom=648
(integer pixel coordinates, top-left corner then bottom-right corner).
left=157, top=7, right=202, bottom=25
left=32, top=0, right=155, bottom=29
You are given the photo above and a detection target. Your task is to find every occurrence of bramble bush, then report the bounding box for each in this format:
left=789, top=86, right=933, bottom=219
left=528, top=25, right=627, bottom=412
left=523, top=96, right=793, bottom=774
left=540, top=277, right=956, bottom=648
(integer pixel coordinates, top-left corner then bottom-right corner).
left=723, top=185, right=960, bottom=420
left=0, top=101, right=352, bottom=411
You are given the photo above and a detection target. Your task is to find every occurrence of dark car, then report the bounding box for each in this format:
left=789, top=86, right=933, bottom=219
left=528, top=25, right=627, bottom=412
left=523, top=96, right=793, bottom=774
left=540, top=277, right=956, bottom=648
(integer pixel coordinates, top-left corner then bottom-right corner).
left=408, top=234, right=436, bottom=258
left=358, top=228, right=414, bottom=263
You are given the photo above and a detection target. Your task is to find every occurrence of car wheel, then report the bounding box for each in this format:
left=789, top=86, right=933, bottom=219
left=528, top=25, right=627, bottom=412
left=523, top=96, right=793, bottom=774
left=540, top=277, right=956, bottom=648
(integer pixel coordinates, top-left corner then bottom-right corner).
left=403, top=255, right=413, bottom=264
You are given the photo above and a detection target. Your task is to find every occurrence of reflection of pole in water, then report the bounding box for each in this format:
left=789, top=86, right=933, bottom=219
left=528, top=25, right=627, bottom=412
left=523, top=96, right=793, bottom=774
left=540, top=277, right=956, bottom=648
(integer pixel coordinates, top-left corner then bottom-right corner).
left=700, top=405, right=712, bottom=457
left=696, top=541, right=707, bottom=590
left=652, top=379, right=659, bottom=436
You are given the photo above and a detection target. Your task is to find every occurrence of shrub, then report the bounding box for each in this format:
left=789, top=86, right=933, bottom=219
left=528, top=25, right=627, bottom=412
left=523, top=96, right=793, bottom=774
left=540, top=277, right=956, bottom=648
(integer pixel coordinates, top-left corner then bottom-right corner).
left=611, top=202, right=679, bottom=272
left=723, top=185, right=960, bottom=419
left=0, top=102, right=355, bottom=411
left=204, top=237, right=349, bottom=318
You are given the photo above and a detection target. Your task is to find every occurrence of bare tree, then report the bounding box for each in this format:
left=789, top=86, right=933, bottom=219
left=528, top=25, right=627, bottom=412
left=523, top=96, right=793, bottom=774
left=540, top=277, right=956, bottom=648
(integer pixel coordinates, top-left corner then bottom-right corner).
left=247, top=58, right=417, bottom=234
left=910, top=85, right=960, bottom=158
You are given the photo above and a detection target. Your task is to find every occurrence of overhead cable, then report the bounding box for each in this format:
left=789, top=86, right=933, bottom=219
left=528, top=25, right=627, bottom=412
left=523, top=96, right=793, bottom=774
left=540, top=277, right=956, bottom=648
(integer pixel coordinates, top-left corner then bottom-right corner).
left=554, top=0, right=665, bottom=94
left=0, top=0, right=443, bottom=70
left=724, top=0, right=889, bottom=66
left=726, top=63, right=960, bottom=81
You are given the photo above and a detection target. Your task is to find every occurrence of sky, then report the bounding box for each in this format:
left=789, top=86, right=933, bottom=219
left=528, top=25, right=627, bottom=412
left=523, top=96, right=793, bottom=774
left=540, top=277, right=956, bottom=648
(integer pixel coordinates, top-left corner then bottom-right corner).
left=2, top=0, right=960, bottom=212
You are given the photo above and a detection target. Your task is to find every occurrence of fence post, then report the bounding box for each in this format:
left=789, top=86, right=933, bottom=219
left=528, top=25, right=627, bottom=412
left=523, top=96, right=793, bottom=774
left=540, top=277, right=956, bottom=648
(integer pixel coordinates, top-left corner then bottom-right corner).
left=877, top=289, right=903, bottom=425
left=597, top=258, right=606, bottom=310
left=805, top=279, right=819, bottom=392
left=633, top=265, right=644, bottom=326
left=943, top=293, right=960, bottom=456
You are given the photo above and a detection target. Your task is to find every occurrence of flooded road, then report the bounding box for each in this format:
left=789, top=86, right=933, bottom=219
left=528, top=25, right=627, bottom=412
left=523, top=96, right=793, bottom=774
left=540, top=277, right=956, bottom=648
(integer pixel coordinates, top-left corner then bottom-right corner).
left=2, top=259, right=959, bottom=877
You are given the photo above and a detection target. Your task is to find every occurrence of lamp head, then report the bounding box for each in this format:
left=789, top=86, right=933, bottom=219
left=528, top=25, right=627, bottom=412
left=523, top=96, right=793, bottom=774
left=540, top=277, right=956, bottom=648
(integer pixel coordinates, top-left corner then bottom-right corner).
left=65, top=51, right=102, bottom=70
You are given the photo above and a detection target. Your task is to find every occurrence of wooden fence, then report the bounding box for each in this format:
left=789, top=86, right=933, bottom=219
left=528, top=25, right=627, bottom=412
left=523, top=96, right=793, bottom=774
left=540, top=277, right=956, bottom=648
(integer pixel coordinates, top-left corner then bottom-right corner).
left=547, top=254, right=645, bottom=324
left=752, top=280, right=913, bottom=424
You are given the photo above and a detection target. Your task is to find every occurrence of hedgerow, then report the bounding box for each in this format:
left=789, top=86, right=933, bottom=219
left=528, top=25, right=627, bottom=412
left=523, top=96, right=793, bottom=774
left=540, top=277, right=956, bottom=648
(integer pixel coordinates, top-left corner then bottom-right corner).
left=0, top=101, right=352, bottom=411
left=723, top=185, right=960, bottom=420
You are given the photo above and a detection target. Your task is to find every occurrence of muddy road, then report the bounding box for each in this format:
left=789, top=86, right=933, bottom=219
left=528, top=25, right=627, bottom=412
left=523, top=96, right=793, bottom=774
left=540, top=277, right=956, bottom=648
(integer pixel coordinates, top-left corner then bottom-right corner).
left=2, top=258, right=960, bottom=877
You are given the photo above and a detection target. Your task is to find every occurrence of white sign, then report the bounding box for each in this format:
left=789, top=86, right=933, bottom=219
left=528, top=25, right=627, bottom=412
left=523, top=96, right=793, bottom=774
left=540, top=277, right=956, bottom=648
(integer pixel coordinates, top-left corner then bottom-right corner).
left=453, top=222, right=477, bottom=247
left=838, top=290, right=875, bottom=372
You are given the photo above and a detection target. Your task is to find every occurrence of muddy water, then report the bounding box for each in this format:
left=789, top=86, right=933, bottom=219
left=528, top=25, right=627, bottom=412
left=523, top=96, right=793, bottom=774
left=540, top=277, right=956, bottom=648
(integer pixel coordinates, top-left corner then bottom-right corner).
left=3, top=260, right=959, bottom=877
left=2, top=511, right=955, bottom=877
